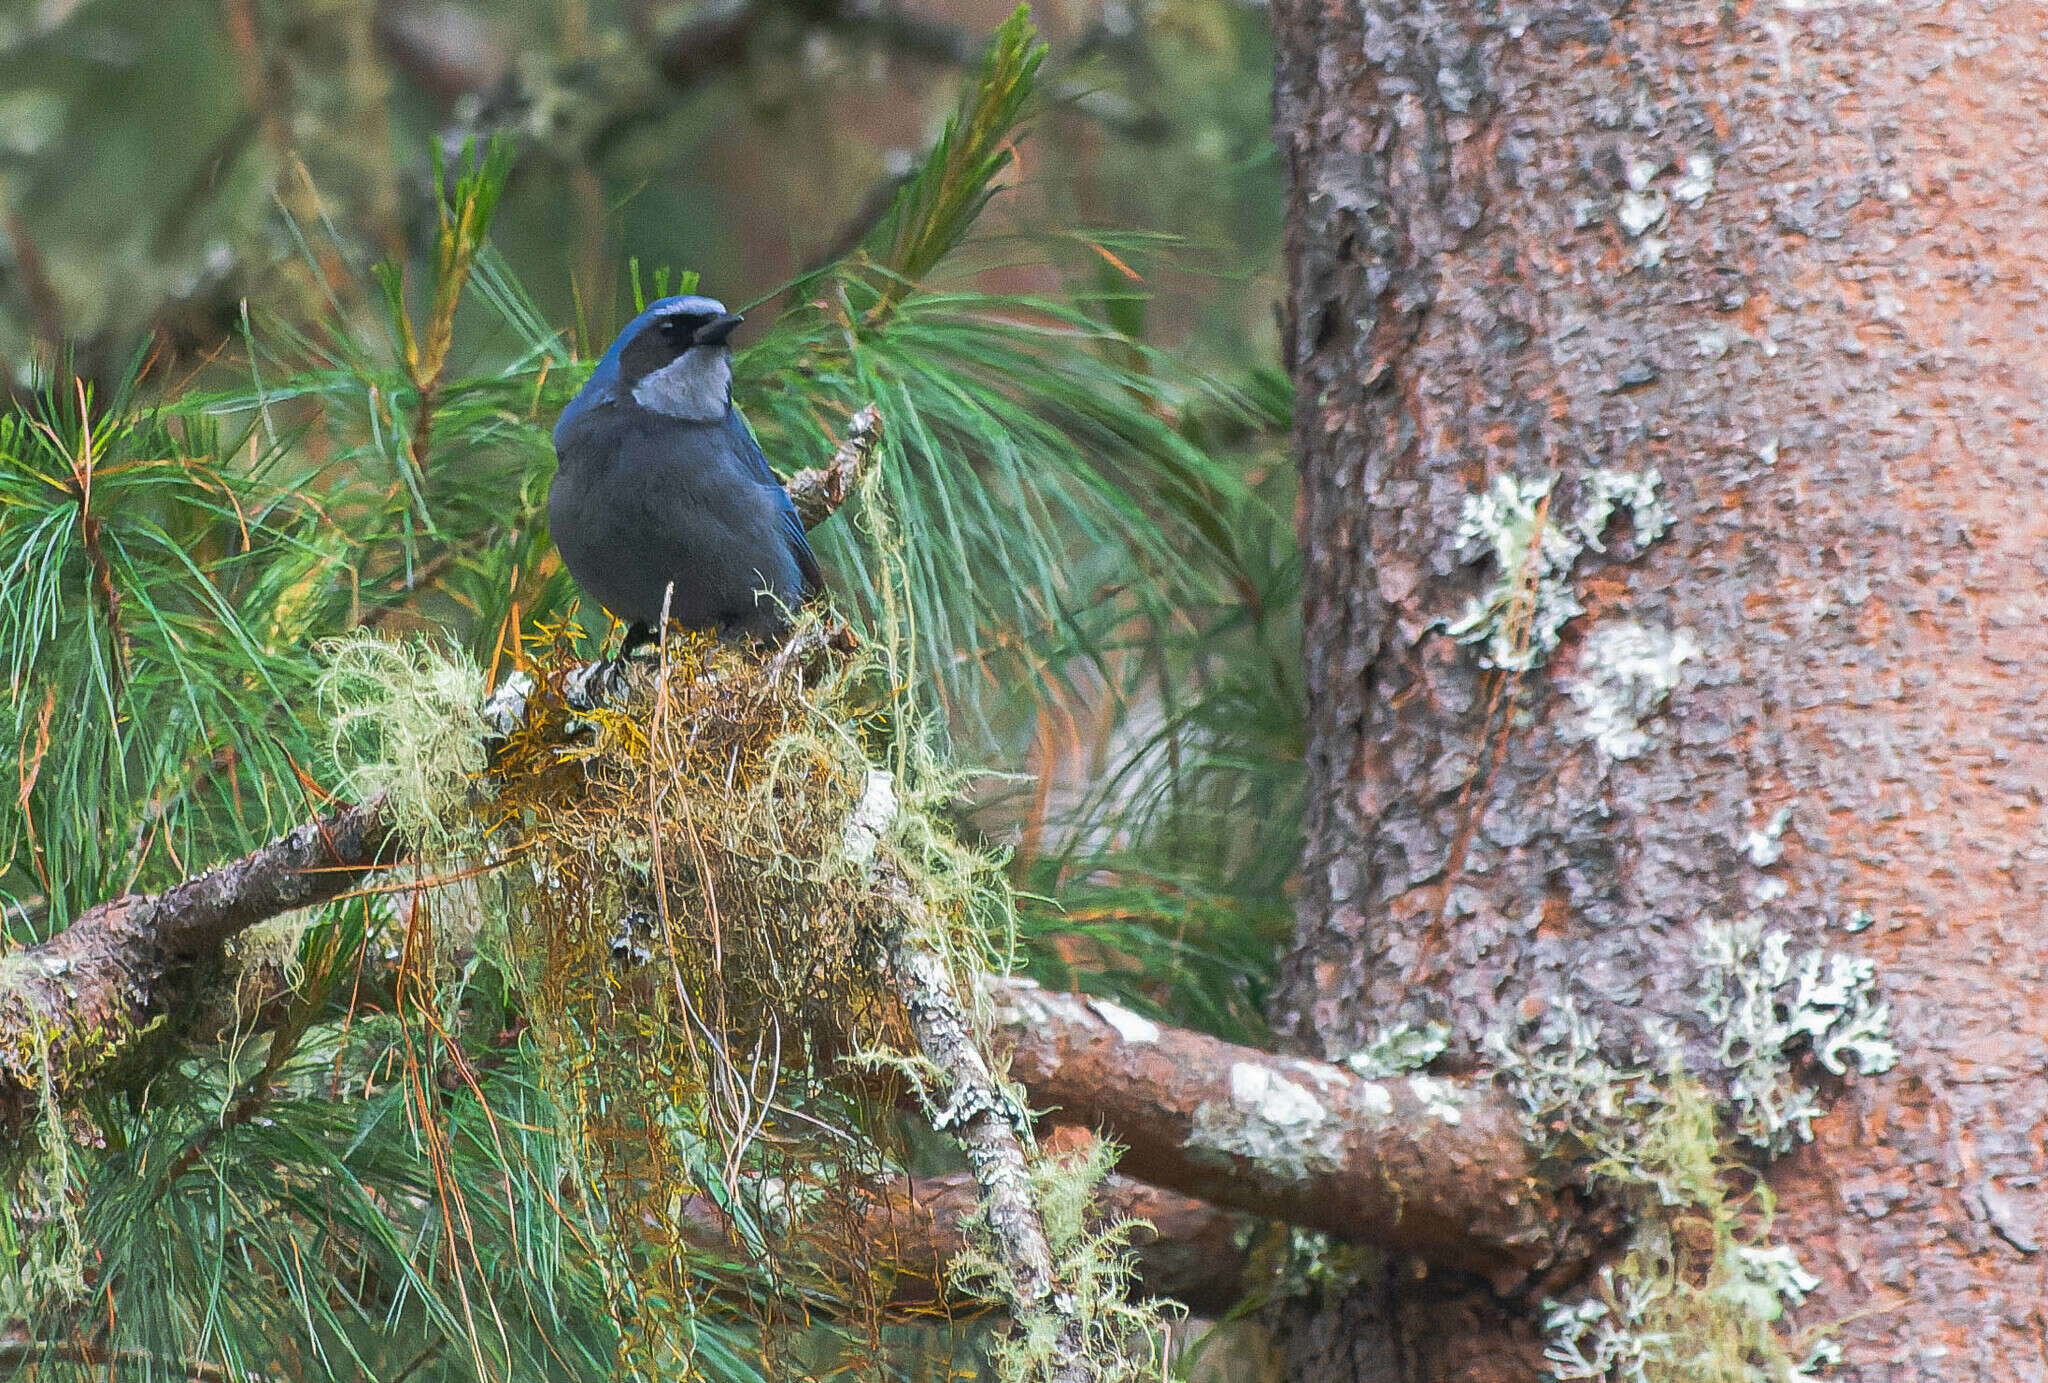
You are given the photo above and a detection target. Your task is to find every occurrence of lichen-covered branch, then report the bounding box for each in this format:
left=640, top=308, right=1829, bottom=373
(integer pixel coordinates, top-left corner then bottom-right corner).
left=675, top=1158, right=1256, bottom=1314
left=844, top=758, right=1211, bottom=1377
left=988, top=978, right=1581, bottom=1290
left=862, top=812, right=1105, bottom=1380
left=0, top=797, right=395, bottom=1125
left=785, top=405, right=882, bottom=529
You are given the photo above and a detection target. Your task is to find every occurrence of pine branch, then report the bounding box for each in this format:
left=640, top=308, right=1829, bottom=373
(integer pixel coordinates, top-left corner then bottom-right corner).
left=0, top=797, right=395, bottom=1126
left=834, top=765, right=1097, bottom=1370
left=0, top=1339, right=249, bottom=1382
left=985, top=976, right=1590, bottom=1291
left=0, top=782, right=1592, bottom=1293
left=881, top=929, right=1096, bottom=1380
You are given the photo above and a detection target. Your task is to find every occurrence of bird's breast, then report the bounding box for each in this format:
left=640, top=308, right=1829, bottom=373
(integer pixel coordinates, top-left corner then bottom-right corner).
left=549, top=410, right=802, bottom=632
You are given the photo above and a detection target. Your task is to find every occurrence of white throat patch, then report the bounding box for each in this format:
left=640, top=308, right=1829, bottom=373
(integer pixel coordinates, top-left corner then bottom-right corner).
left=632, top=347, right=732, bottom=421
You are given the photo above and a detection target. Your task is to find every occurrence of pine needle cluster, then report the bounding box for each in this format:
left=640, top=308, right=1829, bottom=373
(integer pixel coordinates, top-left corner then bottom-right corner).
left=0, top=6, right=1292, bottom=1378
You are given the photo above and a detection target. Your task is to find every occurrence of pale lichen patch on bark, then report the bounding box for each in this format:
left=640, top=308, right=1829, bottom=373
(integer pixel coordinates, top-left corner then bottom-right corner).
left=1562, top=620, right=1700, bottom=760
left=1407, top=1076, right=1467, bottom=1126
left=1695, top=914, right=1898, bottom=1154
left=1186, top=1061, right=1347, bottom=1184
left=1741, top=807, right=1794, bottom=868
left=1671, top=153, right=1716, bottom=206
left=986, top=975, right=1081, bottom=1031
left=1444, top=469, right=1674, bottom=671
left=1351, top=1079, right=1395, bottom=1119
left=1086, top=999, right=1160, bottom=1046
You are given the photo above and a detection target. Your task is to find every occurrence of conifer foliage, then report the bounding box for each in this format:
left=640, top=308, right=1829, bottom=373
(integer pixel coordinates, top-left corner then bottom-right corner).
left=0, top=9, right=1297, bottom=1379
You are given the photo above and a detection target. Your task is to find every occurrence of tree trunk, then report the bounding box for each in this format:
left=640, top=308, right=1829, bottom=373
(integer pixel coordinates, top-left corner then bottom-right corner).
left=1272, top=0, right=2048, bottom=1378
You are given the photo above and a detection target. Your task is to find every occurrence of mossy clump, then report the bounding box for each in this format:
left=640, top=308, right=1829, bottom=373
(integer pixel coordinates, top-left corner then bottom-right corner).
left=0, top=1018, right=89, bottom=1318
left=1501, top=1003, right=1840, bottom=1382
left=318, top=633, right=490, bottom=848
left=478, top=622, right=906, bottom=1371
left=492, top=624, right=898, bottom=1056
left=316, top=605, right=1170, bottom=1382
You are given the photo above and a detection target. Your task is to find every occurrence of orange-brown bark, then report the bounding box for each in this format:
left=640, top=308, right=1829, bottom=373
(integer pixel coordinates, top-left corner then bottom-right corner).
left=990, top=978, right=1578, bottom=1287
left=1273, top=0, right=2048, bottom=1377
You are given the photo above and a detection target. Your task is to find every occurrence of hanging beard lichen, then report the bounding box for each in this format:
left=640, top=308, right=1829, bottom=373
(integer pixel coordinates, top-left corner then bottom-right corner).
left=479, top=624, right=913, bottom=1377
left=307, top=595, right=1165, bottom=1382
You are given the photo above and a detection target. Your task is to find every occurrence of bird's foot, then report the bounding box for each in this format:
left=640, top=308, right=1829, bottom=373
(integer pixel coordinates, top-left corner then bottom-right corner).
left=562, top=622, right=661, bottom=707
left=564, top=649, right=652, bottom=710
left=564, top=658, right=621, bottom=711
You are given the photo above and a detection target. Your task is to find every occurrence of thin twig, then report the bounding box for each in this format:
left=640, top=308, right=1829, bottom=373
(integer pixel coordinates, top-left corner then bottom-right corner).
left=852, top=771, right=1101, bottom=1383
left=785, top=405, right=883, bottom=528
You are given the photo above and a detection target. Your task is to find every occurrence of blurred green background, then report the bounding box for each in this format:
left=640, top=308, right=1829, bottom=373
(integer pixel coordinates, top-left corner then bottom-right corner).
left=0, top=0, right=1281, bottom=392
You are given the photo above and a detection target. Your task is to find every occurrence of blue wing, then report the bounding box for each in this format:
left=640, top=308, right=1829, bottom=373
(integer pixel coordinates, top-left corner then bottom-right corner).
left=724, top=406, right=824, bottom=599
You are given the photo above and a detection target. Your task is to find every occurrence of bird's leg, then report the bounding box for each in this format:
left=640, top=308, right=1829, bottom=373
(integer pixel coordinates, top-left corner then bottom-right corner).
left=609, top=621, right=660, bottom=688
left=617, top=622, right=658, bottom=661
left=571, top=623, right=657, bottom=708
left=765, top=619, right=829, bottom=683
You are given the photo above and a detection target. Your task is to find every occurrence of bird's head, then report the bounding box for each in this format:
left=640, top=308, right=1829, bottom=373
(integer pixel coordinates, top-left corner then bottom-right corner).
left=615, top=294, right=745, bottom=422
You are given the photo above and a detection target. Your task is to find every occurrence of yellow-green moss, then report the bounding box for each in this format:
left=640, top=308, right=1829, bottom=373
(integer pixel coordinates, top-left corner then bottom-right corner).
left=1499, top=1004, right=1840, bottom=1382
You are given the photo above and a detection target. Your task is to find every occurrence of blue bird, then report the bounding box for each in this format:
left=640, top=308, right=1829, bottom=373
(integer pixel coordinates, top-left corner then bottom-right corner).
left=550, top=294, right=822, bottom=653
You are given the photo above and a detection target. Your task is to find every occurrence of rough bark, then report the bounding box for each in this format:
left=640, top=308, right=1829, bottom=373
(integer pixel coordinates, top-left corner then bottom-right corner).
left=0, top=798, right=395, bottom=1125
left=1274, top=0, right=2048, bottom=1378
left=990, top=977, right=1579, bottom=1287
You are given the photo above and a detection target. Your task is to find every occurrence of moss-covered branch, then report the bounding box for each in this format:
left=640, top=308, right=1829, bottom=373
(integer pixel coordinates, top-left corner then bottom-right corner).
left=0, top=797, right=396, bottom=1127
left=835, top=764, right=1104, bottom=1378
left=0, top=784, right=1586, bottom=1290
left=877, top=881, right=1101, bottom=1380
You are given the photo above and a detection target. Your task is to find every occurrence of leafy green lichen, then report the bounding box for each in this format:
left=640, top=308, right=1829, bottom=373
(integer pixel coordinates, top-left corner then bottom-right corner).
left=1445, top=468, right=1673, bottom=671
left=1340, top=1020, right=1451, bottom=1079
left=1696, top=915, right=1898, bottom=1155
left=1496, top=1002, right=1844, bottom=1382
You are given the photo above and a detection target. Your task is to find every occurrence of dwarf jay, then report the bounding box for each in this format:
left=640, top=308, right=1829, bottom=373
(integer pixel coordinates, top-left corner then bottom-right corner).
left=550, top=294, right=821, bottom=651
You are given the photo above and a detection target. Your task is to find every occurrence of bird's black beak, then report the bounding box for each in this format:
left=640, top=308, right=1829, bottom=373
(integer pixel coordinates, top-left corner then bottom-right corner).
left=695, top=312, right=744, bottom=347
